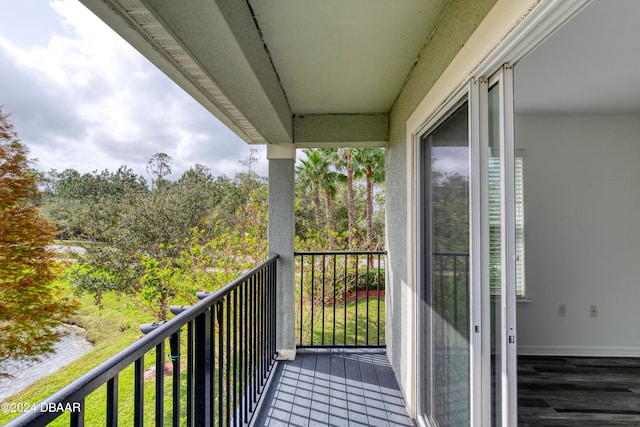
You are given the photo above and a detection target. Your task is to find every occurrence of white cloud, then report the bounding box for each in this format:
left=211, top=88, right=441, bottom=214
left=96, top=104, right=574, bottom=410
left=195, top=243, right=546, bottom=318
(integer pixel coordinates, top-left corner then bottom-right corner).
left=0, top=0, right=262, bottom=180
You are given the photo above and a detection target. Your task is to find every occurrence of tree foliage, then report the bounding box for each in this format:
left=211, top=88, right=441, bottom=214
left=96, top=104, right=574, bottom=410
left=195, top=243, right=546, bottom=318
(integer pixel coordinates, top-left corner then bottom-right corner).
left=39, top=166, right=147, bottom=241
left=0, top=108, right=76, bottom=374
left=295, top=147, right=385, bottom=250
left=59, top=154, right=268, bottom=321
left=146, top=152, right=173, bottom=189
left=36, top=145, right=385, bottom=322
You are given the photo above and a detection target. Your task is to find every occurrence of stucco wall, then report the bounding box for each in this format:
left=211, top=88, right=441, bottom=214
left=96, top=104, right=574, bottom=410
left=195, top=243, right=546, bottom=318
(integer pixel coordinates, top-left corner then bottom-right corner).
left=385, top=0, right=498, bottom=413
left=515, top=114, right=640, bottom=356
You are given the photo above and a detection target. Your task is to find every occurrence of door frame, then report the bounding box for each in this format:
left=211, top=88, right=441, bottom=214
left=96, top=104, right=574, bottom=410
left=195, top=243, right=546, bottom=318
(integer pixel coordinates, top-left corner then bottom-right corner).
left=414, top=68, right=517, bottom=426
left=409, top=1, right=593, bottom=423
left=479, top=66, right=518, bottom=427
left=414, top=91, right=473, bottom=427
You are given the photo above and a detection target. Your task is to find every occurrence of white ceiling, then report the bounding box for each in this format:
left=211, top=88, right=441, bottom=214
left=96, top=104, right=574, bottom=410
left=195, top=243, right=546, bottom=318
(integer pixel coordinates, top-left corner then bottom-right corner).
left=515, top=0, right=640, bottom=115
left=248, top=0, right=450, bottom=114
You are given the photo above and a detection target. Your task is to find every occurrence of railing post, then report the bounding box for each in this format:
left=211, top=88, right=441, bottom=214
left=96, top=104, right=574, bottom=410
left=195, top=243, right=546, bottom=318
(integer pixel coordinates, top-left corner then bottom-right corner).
left=155, top=341, right=165, bottom=427
left=169, top=331, right=181, bottom=427
left=194, top=309, right=212, bottom=425
left=186, top=322, right=194, bottom=426
left=134, top=357, right=144, bottom=427
left=267, top=144, right=296, bottom=360
left=106, top=376, right=118, bottom=427
left=70, top=398, right=85, bottom=427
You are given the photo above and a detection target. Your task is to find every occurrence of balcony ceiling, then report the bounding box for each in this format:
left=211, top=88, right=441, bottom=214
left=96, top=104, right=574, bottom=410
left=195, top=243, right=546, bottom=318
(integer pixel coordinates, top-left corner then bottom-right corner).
left=80, top=0, right=451, bottom=146
left=248, top=0, right=448, bottom=115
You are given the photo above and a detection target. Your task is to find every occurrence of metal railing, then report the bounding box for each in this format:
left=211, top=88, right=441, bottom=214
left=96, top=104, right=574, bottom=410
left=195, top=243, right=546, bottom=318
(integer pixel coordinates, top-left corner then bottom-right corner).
left=295, top=251, right=386, bottom=348
left=433, top=252, right=470, bottom=338
left=6, top=255, right=278, bottom=427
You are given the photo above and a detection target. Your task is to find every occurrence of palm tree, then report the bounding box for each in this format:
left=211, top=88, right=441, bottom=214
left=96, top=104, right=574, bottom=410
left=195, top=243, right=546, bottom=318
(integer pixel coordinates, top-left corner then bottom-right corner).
left=315, top=151, right=339, bottom=248
left=296, top=150, right=324, bottom=232
left=328, top=147, right=364, bottom=248
left=296, top=149, right=339, bottom=246
left=354, top=148, right=385, bottom=248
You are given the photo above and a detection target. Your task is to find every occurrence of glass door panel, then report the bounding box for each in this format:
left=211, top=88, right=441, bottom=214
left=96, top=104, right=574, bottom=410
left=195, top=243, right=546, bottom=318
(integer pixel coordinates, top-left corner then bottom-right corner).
left=420, top=101, right=470, bottom=426
left=484, top=65, right=517, bottom=427
left=488, top=82, right=503, bottom=426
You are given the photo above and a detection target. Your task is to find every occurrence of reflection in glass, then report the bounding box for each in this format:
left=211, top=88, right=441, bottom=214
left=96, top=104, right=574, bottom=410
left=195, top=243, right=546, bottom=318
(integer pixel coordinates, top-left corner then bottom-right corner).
left=488, top=82, right=502, bottom=426
left=421, top=102, right=470, bottom=426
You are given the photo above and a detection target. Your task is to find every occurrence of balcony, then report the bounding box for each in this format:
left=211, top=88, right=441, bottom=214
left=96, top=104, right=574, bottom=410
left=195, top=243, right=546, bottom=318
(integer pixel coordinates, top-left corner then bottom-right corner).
left=253, top=349, right=412, bottom=427
left=5, top=251, right=413, bottom=427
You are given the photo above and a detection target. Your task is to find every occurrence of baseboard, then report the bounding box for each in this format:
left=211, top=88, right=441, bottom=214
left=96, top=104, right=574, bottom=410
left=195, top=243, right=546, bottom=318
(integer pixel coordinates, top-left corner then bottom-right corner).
left=518, top=345, right=640, bottom=357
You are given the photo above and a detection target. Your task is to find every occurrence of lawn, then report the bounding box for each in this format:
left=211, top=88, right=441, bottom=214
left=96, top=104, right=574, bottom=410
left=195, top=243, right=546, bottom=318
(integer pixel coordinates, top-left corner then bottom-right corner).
left=296, top=293, right=386, bottom=346
left=1, top=271, right=386, bottom=425
left=0, top=290, right=160, bottom=425
left=1, top=283, right=265, bottom=426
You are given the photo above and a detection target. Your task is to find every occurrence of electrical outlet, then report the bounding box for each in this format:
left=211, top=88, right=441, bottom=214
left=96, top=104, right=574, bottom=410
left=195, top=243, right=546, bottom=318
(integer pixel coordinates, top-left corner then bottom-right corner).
left=558, top=304, right=566, bottom=317
left=590, top=305, right=597, bottom=317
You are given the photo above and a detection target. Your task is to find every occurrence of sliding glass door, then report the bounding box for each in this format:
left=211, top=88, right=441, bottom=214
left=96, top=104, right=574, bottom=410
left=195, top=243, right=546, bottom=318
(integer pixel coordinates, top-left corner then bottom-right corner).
left=419, top=100, right=471, bottom=427
left=417, top=65, right=517, bottom=426
left=485, top=67, right=518, bottom=427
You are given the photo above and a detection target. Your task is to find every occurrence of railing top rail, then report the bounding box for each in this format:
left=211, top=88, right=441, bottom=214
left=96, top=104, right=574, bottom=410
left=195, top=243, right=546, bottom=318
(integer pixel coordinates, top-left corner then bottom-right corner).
left=294, top=250, right=386, bottom=256
left=5, top=254, right=278, bottom=427
left=433, top=251, right=470, bottom=256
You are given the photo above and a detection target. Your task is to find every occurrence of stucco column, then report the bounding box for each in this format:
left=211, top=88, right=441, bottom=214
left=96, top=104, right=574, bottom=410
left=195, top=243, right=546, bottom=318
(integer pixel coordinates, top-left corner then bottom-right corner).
left=267, top=143, right=296, bottom=360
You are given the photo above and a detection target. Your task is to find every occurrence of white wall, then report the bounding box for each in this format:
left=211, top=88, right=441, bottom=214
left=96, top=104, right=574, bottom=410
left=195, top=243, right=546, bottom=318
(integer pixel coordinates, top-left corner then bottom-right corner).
left=516, top=114, right=640, bottom=356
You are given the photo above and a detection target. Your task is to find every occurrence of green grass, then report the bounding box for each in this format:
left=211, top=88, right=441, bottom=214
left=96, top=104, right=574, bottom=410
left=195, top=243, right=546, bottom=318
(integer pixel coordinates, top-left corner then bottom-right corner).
left=0, top=290, right=157, bottom=425
left=1, top=272, right=384, bottom=425
left=1, top=286, right=264, bottom=426
left=297, top=297, right=386, bottom=346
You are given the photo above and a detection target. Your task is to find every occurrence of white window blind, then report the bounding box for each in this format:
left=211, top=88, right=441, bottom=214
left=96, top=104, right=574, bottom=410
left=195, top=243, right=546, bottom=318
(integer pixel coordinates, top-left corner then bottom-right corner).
left=514, top=156, right=526, bottom=298
left=488, top=155, right=526, bottom=298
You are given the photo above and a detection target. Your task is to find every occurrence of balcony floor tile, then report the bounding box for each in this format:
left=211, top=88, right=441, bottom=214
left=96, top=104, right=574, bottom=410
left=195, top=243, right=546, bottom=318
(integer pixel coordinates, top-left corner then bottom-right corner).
left=252, top=348, right=415, bottom=427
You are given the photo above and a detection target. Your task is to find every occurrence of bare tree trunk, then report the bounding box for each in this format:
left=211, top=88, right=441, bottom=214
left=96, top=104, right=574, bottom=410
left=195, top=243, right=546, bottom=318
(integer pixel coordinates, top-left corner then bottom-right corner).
left=158, top=289, right=169, bottom=321
left=366, top=165, right=374, bottom=248
left=313, top=189, right=323, bottom=234
left=346, top=150, right=356, bottom=248
left=323, top=189, right=336, bottom=249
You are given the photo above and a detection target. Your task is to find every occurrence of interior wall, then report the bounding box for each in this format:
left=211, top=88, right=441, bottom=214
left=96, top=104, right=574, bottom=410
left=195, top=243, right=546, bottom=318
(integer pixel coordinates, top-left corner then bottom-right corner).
left=516, top=114, right=640, bottom=356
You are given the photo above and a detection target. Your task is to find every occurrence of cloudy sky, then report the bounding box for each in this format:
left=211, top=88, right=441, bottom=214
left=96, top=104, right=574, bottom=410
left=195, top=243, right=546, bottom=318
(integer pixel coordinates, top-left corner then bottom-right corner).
left=0, top=0, right=267, bottom=181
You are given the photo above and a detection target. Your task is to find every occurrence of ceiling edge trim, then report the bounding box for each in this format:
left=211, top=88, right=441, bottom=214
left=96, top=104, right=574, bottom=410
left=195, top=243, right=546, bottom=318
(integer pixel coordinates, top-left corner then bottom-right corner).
left=96, top=0, right=266, bottom=144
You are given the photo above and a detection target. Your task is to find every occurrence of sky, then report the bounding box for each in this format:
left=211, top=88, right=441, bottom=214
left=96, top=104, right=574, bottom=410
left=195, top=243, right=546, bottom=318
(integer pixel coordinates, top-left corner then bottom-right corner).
left=0, top=0, right=267, bottom=181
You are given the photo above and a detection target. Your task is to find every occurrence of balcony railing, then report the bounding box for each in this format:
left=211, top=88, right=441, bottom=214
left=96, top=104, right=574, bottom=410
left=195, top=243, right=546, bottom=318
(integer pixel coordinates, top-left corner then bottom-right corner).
left=433, top=251, right=470, bottom=337
left=294, top=251, right=386, bottom=348
left=6, top=255, right=278, bottom=427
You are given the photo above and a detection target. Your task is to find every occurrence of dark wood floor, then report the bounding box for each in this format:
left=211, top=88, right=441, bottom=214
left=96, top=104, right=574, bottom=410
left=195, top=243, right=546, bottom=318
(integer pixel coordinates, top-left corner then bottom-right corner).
left=252, top=348, right=414, bottom=427
left=518, top=356, right=640, bottom=426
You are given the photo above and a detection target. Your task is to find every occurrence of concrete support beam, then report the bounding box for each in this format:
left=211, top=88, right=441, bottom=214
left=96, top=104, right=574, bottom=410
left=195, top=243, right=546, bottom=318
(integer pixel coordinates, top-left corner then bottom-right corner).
left=267, top=144, right=296, bottom=360
left=293, top=114, right=389, bottom=147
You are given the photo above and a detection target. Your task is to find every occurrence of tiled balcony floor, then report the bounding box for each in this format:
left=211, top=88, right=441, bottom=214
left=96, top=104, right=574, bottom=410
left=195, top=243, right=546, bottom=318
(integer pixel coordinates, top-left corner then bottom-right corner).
left=252, top=348, right=415, bottom=427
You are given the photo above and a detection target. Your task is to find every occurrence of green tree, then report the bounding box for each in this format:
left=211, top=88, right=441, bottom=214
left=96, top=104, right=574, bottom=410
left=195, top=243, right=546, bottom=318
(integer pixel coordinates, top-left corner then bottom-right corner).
left=146, top=152, right=173, bottom=188
left=296, top=150, right=325, bottom=233
left=0, top=108, right=76, bottom=374
left=330, top=148, right=364, bottom=247
left=316, top=149, right=339, bottom=247
left=296, top=149, right=339, bottom=247
left=39, top=167, right=147, bottom=241
left=354, top=148, right=385, bottom=248
left=69, top=166, right=269, bottom=321
left=432, top=172, right=469, bottom=252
